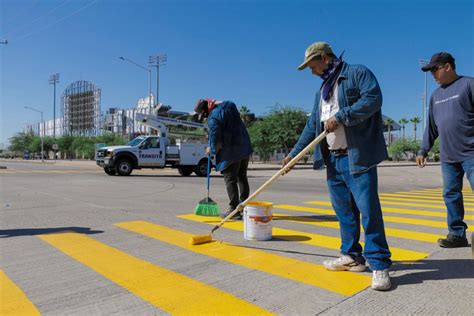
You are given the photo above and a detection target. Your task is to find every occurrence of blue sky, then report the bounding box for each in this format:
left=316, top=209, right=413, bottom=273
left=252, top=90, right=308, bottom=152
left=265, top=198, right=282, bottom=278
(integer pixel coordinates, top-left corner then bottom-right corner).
left=1, top=0, right=473, bottom=147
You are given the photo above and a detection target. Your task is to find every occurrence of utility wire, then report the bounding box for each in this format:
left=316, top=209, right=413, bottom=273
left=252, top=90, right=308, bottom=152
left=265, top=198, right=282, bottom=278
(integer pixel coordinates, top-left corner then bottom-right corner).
left=15, top=0, right=100, bottom=42
left=2, top=0, right=73, bottom=38
left=1, top=0, right=41, bottom=29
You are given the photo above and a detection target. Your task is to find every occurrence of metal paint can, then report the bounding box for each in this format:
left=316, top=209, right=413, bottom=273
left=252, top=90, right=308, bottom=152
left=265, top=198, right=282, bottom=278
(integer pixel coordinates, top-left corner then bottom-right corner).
left=244, top=201, right=273, bottom=241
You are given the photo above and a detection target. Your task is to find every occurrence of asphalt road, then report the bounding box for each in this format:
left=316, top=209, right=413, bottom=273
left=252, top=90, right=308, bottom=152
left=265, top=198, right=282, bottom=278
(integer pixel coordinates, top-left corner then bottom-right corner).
left=1, top=160, right=473, bottom=315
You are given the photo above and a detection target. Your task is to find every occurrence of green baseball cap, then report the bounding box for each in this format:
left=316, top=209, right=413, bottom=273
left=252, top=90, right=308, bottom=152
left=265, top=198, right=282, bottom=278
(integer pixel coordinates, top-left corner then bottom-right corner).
left=297, top=42, right=334, bottom=70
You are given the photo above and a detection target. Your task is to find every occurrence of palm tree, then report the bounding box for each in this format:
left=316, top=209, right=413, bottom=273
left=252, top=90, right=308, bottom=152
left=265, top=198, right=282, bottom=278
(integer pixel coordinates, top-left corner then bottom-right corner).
left=398, top=118, right=409, bottom=140
left=410, top=117, right=421, bottom=141
left=384, top=118, right=394, bottom=145
left=239, top=105, right=252, bottom=127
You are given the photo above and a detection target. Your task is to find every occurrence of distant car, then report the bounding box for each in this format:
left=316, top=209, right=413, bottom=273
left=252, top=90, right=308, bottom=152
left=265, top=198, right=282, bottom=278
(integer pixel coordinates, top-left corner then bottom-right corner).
left=23, top=151, right=30, bottom=160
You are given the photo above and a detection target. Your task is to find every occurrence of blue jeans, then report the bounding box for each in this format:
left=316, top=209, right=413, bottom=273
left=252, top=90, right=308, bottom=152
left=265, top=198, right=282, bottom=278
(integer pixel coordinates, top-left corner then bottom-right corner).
left=441, top=157, right=474, bottom=238
left=326, top=153, right=392, bottom=270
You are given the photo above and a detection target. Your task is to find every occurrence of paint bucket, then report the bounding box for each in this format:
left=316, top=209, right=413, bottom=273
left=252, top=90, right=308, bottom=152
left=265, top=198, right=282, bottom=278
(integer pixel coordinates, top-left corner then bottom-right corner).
left=244, top=201, right=273, bottom=241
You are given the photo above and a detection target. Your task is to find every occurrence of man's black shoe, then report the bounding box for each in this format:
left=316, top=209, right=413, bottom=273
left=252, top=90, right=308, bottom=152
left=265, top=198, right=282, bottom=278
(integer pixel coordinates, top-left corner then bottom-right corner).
left=219, top=209, right=242, bottom=220
left=438, top=235, right=468, bottom=248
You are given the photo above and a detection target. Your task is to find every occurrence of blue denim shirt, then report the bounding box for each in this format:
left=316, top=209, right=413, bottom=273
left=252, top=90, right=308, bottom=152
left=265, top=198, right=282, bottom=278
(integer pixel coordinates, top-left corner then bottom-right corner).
left=289, top=63, right=388, bottom=174
left=208, top=101, right=253, bottom=171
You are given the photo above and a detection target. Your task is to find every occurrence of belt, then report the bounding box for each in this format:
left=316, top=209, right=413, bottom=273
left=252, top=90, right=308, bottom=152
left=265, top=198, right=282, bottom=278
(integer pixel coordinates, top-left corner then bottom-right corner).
left=329, top=148, right=348, bottom=156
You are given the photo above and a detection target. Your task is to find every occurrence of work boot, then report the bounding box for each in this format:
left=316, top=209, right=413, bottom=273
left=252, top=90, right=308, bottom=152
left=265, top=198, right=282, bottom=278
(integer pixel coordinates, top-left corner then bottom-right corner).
left=219, top=208, right=242, bottom=220
left=371, top=269, right=391, bottom=291
left=323, top=255, right=366, bottom=272
left=438, top=235, right=468, bottom=248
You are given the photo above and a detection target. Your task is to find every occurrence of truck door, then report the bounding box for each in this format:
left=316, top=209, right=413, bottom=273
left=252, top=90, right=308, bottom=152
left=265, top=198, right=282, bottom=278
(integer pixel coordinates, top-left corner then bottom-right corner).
left=138, top=137, right=165, bottom=167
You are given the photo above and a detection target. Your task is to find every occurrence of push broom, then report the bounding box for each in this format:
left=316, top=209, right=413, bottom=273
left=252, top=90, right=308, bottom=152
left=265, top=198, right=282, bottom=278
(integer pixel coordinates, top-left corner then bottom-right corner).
left=194, top=154, right=220, bottom=216
left=190, top=130, right=328, bottom=245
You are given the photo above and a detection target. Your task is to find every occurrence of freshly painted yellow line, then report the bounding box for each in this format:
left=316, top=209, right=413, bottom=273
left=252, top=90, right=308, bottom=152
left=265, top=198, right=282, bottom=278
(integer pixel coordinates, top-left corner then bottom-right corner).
left=116, top=221, right=370, bottom=296
left=304, top=202, right=453, bottom=219
left=178, top=214, right=429, bottom=262
left=307, top=200, right=474, bottom=211
left=381, top=193, right=474, bottom=202
left=275, top=204, right=447, bottom=228
left=412, top=189, right=473, bottom=195
left=381, top=207, right=474, bottom=220
left=272, top=213, right=442, bottom=243
left=0, top=270, right=40, bottom=316
left=380, top=196, right=474, bottom=206
left=38, top=232, right=270, bottom=315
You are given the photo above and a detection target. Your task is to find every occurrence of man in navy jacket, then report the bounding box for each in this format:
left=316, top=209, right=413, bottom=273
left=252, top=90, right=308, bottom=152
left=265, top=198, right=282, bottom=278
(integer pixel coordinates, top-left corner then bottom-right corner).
left=195, top=98, right=253, bottom=219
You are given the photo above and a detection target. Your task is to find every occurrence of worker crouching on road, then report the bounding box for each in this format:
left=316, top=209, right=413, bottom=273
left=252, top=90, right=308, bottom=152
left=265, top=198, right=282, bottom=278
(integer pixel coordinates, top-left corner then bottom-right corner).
left=194, top=98, right=253, bottom=219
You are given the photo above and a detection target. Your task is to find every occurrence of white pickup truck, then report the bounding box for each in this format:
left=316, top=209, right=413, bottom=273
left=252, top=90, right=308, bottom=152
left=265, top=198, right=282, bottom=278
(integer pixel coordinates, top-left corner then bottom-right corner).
left=96, top=113, right=213, bottom=176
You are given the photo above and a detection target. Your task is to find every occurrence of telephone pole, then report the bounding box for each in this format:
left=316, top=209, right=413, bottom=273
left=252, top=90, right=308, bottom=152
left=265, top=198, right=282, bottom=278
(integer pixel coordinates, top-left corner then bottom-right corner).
left=49, top=73, right=60, bottom=138
left=149, top=54, right=167, bottom=106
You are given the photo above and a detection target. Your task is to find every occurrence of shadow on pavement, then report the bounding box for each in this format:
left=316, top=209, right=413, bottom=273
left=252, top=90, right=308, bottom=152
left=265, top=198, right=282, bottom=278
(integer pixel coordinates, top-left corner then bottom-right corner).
left=0, top=227, right=104, bottom=238
left=392, top=258, right=474, bottom=286
left=273, top=214, right=338, bottom=223
left=227, top=242, right=339, bottom=259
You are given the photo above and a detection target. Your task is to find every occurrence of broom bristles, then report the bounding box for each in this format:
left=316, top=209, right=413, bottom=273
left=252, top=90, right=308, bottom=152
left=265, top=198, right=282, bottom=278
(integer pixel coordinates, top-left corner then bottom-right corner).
left=194, top=199, right=220, bottom=216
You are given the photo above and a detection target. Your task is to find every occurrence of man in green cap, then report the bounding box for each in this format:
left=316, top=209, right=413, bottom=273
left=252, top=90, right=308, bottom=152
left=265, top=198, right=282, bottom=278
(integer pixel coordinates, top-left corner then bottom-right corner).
left=282, top=41, right=392, bottom=291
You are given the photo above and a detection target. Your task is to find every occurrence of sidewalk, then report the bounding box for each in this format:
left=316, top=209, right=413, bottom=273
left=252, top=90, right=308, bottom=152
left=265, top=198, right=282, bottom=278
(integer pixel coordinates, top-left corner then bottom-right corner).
left=0, top=158, right=439, bottom=170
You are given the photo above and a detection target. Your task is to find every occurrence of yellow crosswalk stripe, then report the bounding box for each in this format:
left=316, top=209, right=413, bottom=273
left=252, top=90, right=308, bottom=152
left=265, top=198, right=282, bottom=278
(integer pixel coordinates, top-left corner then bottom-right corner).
left=276, top=204, right=447, bottom=228
left=305, top=202, right=457, bottom=219
left=178, top=214, right=429, bottom=262
left=380, top=193, right=474, bottom=202
left=412, top=189, right=473, bottom=196
left=116, top=221, right=371, bottom=296
left=380, top=196, right=474, bottom=206
left=38, top=232, right=271, bottom=315
left=0, top=270, right=40, bottom=316
left=272, top=213, right=442, bottom=243
left=307, top=200, right=474, bottom=211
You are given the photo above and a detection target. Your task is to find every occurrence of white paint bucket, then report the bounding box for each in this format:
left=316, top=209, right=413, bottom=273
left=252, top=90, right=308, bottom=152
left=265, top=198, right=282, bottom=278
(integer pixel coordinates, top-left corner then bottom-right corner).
left=244, top=201, right=273, bottom=241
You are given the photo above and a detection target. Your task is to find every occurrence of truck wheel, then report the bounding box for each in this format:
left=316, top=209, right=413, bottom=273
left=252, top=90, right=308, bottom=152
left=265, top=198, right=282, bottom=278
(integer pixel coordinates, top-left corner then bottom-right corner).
left=195, top=159, right=209, bottom=177
left=115, top=159, right=133, bottom=176
left=104, top=167, right=116, bottom=175
left=178, top=166, right=193, bottom=176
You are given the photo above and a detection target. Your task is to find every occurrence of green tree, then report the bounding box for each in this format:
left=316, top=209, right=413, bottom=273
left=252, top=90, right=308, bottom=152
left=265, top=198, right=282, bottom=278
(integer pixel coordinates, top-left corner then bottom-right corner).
left=410, top=117, right=421, bottom=141
left=248, top=120, right=273, bottom=162
left=398, top=118, right=409, bottom=140
left=239, top=105, right=253, bottom=127
left=384, top=117, right=395, bottom=145
left=57, top=135, right=74, bottom=159
left=8, top=132, right=35, bottom=153
left=388, top=139, right=420, bottom=161
left=247, top=106, right=308, bottom=161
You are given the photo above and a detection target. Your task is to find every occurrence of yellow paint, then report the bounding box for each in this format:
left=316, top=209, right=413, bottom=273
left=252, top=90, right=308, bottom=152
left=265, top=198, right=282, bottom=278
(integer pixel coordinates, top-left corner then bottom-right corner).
left=0, top=270, right=40, bottom=316
left=380, top=196, right=474, bottom=206
left=275, top=204, right=447, bottom=228
left=380, top=193, right=474, bottom=202
left=307, top=200, right=474, bottom=211
left=381, top=206, right=473, bottom=220
left=38, top=233, right=271, bottom=315
left=411, top=189, right=473, bottom=195
left=178, top=214, right=429, bottom=262
left=116, top=221, right=371, bottom=296
left=272, top=213, right=442, bottom=243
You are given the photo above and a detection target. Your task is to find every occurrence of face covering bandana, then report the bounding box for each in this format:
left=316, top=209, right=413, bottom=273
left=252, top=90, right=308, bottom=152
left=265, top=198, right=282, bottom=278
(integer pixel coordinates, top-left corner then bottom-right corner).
left=321, top=52, right=345, bottom=101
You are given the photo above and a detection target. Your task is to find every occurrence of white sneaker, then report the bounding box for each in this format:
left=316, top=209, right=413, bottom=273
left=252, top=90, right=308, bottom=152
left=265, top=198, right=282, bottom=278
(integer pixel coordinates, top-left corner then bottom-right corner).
left=371, top=269, right=391, bottom=291
left=323, top=255, right=366, bottom=272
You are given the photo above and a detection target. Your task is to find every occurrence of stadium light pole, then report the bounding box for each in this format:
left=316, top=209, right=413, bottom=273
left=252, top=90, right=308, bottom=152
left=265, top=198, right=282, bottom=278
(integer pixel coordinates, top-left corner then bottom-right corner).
left=49, top=73, right=60, bottom=139
left=149, top=54, right=167, bottom=106
left=419, top=59, right=429, bottom=131
left=119, top=56, right=152, bottom=110
left=25, top=106, right=44, bottom=162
